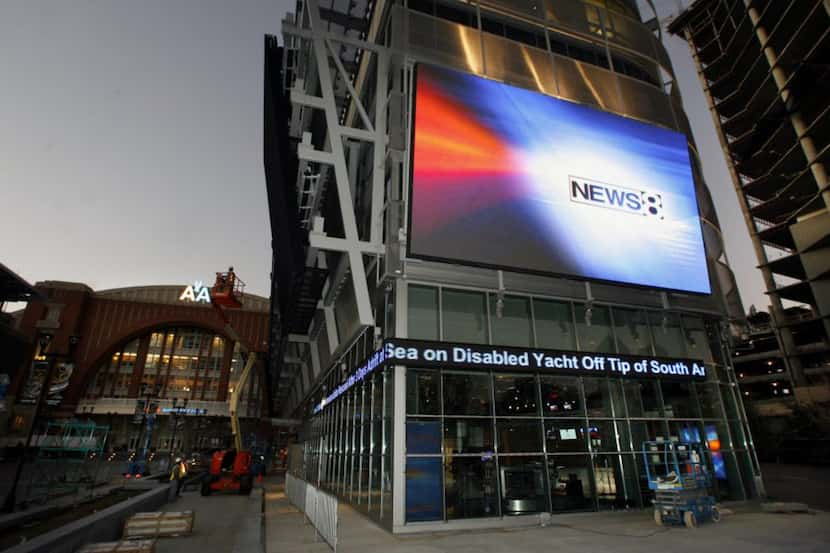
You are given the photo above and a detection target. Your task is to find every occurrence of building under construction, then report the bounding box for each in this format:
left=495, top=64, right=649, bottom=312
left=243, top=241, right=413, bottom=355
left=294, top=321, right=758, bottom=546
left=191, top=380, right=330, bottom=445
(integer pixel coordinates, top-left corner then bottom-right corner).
left=669, top=1, right=830, bottom=414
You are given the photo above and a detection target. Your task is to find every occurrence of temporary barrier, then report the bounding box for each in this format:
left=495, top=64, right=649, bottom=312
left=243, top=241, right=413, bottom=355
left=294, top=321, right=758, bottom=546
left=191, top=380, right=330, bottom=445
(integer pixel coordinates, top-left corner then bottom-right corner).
left=284, top=473, right=338, bottom=552
left=285, top=472, right=306, bottom=513
left=312, top=488, right=338, bottom=552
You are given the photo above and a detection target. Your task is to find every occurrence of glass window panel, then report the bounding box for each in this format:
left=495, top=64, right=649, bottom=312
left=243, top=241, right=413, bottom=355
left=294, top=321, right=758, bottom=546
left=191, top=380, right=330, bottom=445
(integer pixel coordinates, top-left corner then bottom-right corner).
left=575, top=304, right=614, bottom=352
left=494, top=375, right=539, bottom=416
left=442, top=289, right=488, bottom=344
left=607, top=379, right=626, bottom=417
left=444, top=418, right=494, bottom=454
left=548, top=455, right=594, bottom=512
left=496, top=419, right=542, bottom=453
left=445, top=456, right=499, bottom=519
left=583, top=378, right=613, bottom=417
left=629, top=420, right=670, bottom=450
left=533, top=299, right=575, bottom=350
left=594, top=454, right=640, bottom=509
left=623, top=380, right=662, bottom=417
left=682, top=316, right=713, bottom=362
left=408, top=285, right=439, bottom=340
left=661, top=381, right=700, bottom=418
left=616, top=419, right=633, bottom=451
left=489, top=294, right=532, bottom=347
left=612, top=309, right=652, bottom=355
left=407, top=369, right=440, bottom=415
left=713, top=451, right=745, bottom=501
left=405, top=457, right=444, bottom=522
left=735, top=450, right=757, bottom=499
left=443, top=372, right=492, bottom=416
left=706, top=320, right=727, bottom=365
left=544, top=420, right=588, bottom=453
left=728, top=419, right=747, bottom=449
left=704, top=421, right=732, bottom=451
left=697, top=382, right=723, bottom=419
left=720, top=383, right=742, bottom=419
left=650, top=312, right=687, bottom=358
left=669, top=420, right=704, bottom=443
left=540, top=376, right=582, bottom=416
left=499, top=456, right=547, bottom=514
left=588, top=420, right=619, bottom=452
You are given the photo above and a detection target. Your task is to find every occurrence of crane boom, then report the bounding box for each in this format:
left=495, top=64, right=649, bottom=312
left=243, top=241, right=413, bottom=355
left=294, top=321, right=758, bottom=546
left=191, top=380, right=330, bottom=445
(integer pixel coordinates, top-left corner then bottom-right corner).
left=211, top=300, right=255, bottom=453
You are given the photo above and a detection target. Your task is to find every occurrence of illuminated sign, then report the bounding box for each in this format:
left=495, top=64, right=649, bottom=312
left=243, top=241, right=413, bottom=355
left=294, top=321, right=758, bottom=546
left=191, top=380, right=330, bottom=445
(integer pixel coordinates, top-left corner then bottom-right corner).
left=409, top=63, right=710, bottom=294
left=313, top=349, right=386, bottom=414
left=313, top=338, right=707, bottom=414
left=179, top=281, right=211, bottom=303
left=161, top=407, right=207, bottom=415
left=385, top=339, right=707, bottom=379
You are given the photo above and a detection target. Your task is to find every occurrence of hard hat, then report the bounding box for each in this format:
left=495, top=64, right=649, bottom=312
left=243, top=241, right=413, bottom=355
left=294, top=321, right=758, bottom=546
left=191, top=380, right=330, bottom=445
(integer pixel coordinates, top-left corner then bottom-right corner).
left=174, top=457, right=182, bottom=463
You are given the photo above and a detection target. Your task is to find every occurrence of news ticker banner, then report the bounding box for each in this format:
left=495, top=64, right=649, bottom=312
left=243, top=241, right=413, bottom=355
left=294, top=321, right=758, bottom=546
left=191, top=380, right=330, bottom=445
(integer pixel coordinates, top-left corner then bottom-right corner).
left=313, top=338, right=707, bottom=413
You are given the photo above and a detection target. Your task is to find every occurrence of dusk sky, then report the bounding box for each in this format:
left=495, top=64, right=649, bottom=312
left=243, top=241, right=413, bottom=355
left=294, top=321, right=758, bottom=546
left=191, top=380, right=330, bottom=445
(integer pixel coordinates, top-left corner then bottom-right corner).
left=1, top=0, right=767, bottom=311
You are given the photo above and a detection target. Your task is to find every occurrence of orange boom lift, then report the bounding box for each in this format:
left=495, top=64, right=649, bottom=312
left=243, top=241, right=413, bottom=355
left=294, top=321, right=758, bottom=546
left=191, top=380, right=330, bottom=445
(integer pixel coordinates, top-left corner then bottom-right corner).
left=201, top=267, right=255, bottom=496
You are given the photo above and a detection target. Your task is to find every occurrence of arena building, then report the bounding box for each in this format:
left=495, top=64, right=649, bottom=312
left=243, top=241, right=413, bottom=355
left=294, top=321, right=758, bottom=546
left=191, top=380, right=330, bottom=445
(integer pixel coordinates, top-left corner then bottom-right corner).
left=4, top=280, right=272, bottom=453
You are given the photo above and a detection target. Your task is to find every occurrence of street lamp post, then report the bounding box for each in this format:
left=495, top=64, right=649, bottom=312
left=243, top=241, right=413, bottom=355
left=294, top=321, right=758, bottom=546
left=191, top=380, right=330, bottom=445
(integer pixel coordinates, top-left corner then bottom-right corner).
left=134, top=384, right=160, bottom=463
left=2, top=334, right=77, bottom=513
left=168, top=397, right=188, bottom=461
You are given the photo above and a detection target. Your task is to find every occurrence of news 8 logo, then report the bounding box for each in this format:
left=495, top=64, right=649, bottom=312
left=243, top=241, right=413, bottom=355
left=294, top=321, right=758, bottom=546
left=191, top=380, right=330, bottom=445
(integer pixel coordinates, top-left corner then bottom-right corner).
left=642, top=191, right=664, bottom=219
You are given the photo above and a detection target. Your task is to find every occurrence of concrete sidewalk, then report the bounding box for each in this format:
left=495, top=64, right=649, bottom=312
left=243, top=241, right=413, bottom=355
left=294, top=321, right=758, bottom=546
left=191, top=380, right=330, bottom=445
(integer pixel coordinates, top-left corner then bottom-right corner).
left=264, top=480, right=830, bottom=553
left=154, top=485, right=263, bottom=553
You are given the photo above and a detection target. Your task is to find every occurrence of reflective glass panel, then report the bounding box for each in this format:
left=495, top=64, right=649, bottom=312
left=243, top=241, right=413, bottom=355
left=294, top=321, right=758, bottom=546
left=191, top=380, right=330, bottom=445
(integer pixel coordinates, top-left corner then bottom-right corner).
left=588, top=420, right=619, bottom=452
left=405, top=458, right=444, bottom=522
left=497, top=419, right=543, bottom=453
left=540, top=375, right=582, bottom=416
left=623, top=380, right=662, bottom=417
left=612, top=308, right=652, bottom=355
left=494, top=374, right=539, bottom=416
left=443, top=372, right=492, bottom=416
left=594, top=454, right=640, bottom=509
left=445, top=456, right=499, bottom=519
left=442, top=289, right=488, bottom=344
left=650, top=312, right=687, bottom=357
left=533, top=299, right=576, bottom=350
left=575, top=304, right=614, bottom=352
left=407, top=369, right=440, bottom=415
left=489, top=294, right=532, bottom=347
left=544, top=420, right=588, bottom=453
left=583, top=378, right=613, bottom=417
left=444, top=418, right=494, bottom=454
left=548, top=455, right=594, bottom=511
left=682, top=316, right=713, bottom=362
left=408, top=285, right=439, bottom=340
left=661, top=381, right=700, bottom=419
left=499, top=456, right=547, bottom=514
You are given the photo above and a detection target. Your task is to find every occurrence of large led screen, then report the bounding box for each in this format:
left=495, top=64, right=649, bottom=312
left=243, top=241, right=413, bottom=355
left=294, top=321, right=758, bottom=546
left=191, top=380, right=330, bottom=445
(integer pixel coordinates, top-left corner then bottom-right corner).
left=409, top=63, right=711, bottom=294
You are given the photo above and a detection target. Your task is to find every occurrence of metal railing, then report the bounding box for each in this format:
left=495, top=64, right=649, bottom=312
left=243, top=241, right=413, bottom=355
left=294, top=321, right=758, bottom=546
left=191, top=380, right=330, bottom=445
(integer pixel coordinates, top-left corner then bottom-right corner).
left=285, top=472, right=338, bottom=552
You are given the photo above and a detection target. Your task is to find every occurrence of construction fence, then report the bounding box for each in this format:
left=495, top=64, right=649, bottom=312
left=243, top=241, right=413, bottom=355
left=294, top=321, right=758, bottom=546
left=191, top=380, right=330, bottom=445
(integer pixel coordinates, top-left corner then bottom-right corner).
left=285, top=472, right=338, bottom=552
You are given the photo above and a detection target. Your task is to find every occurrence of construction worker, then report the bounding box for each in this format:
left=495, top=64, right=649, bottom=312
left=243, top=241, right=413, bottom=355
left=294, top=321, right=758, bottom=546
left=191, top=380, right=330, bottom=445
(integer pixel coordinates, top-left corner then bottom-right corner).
left=170, top=456, right=188, bottom=497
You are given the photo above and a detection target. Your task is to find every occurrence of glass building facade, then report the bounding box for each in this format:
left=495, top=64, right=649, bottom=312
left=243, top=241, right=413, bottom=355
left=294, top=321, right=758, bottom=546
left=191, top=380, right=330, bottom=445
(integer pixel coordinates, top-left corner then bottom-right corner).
left=278, top=0, right=759, bottom=534
left=298, top=284, right=758, bottom=528
left=84, top=326, right=261, bottom=411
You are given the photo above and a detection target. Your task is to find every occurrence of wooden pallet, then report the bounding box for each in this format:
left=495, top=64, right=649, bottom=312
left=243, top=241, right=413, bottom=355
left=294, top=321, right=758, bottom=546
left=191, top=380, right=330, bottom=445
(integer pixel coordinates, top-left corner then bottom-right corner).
left=77, top=539, right=155, bottom=553
left=122, top=511, right=194, bottom=539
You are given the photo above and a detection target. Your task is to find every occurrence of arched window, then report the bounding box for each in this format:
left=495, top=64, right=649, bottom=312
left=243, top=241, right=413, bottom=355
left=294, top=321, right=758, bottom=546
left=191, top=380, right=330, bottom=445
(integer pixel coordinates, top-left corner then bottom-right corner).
left=83, top=327, right=263, bottom=415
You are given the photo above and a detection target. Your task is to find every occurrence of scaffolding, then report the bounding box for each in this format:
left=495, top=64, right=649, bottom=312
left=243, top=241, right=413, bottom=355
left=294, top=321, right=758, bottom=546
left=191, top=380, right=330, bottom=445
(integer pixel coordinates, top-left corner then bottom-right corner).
left=669, top=0, right=830, bottom=391
left=21, top=421, right=110, bottom=506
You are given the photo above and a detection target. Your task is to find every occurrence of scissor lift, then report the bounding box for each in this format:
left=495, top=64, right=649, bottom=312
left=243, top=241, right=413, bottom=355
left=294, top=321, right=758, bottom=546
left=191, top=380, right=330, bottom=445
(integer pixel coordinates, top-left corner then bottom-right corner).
left=642, top=440, right=720, bottom=528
